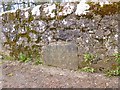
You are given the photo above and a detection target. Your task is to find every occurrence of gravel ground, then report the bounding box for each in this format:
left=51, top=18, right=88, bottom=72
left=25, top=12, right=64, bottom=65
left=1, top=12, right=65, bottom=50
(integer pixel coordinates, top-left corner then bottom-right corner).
left=2, top=60, right=119, bottom=88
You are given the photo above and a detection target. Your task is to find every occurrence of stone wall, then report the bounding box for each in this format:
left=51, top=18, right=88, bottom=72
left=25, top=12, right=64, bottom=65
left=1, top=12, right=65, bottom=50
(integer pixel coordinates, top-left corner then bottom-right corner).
left=1, top=2, right=120, bottom=71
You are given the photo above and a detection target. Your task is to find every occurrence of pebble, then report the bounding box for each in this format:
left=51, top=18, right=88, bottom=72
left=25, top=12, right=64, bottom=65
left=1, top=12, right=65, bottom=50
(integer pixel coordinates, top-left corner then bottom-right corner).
left=0, top=56, right=2, bottom=59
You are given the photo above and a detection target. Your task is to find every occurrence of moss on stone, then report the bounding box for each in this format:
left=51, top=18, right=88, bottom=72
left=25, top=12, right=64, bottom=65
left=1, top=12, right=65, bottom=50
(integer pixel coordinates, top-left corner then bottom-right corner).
left=86, top=2, right=120, bottom=19
left=28, top=11, right=34, bottom=23
left=15, top=9, right=21, bottom=21
left=8, top=12, right=15, bottom=21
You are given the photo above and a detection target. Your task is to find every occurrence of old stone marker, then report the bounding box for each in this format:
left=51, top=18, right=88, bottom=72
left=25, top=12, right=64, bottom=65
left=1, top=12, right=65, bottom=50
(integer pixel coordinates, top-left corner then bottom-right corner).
left=42, top=42, right=79, bottom=70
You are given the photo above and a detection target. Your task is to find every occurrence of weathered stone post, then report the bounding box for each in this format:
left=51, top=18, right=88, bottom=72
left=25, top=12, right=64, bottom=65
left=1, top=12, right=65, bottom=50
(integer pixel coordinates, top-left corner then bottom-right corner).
left=42, top=42, right=79, bottom=70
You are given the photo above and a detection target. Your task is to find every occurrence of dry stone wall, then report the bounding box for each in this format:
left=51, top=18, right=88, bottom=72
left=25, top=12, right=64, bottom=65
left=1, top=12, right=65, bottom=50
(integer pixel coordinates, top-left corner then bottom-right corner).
left=1, top=2, right=120, bottom=71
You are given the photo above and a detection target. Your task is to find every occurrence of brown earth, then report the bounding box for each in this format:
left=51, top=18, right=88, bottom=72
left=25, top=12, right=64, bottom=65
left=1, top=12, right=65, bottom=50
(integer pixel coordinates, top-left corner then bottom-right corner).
left=2, top=60, right=119, bottom=88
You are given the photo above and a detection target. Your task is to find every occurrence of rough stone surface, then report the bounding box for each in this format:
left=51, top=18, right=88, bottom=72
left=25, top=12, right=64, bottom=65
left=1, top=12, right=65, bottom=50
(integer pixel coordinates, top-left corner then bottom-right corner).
left=42, top=42, right=79, bottom=70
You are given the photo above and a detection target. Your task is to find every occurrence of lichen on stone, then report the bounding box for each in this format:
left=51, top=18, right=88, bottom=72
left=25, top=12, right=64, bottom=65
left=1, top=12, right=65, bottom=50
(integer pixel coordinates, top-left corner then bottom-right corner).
left=58, top=2, right=75, bottom=16
left=31, top=5, right=41, bottom=16
left=43, top=3, right=56, bottom=18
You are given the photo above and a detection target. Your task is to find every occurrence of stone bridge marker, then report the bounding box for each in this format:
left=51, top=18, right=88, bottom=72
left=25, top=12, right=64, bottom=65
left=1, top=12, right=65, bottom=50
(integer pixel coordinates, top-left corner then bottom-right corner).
left=42, top=42, right=79, bottom=70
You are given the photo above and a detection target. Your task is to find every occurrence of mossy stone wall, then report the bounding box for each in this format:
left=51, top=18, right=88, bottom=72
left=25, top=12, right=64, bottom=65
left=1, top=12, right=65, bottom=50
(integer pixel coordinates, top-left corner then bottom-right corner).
left=1, top=2, right=120, bottom=71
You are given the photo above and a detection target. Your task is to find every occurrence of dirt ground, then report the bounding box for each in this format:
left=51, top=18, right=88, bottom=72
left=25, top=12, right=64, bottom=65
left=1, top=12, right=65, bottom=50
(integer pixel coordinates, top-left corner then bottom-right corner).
left=2, top=60, right=119, bottom=88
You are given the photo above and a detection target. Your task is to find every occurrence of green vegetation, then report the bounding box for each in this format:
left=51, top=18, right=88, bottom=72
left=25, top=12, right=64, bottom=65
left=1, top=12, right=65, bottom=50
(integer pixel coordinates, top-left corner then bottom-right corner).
left=18, top=52, right=31, bottom=63
left=2, top=51, right=43, bottom=65
left=19, top=53, right=43, bottom=65
left=80, top=66, right=95, bottom=73
left=114, top=53, right=120, bottom=65
left=79, top=53, right=95, bottom=73
left=80, top=53, right=120, bottom=76
left=83, top=53, right=95, bottom=65
left=106, top=66, right=120, bottom=77
left=105, top=53, right=120, bottom=77
left=34, top=57, right=43, bottom=65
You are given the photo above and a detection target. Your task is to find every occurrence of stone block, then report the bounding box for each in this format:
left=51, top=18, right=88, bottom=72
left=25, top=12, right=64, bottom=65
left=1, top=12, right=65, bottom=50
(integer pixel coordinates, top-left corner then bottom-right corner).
left=42, top=42, right=79, bottom=70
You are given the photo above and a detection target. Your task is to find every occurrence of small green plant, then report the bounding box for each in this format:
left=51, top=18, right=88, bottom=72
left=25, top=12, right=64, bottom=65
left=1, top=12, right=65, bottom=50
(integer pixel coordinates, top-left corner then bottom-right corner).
left=114, top=53, right=120, bottom=65
left=34, top=58, right=43, bottom=65
left=19, top=53, right=26, bottom=61
left=106, top=66, right=120, bottom=77
left=18, top=53, right=31, bottom=63
left=80, top=67, right=95, bottom=73
left=84, top=53, right=94, bottom=64
left=106, top=53, right=120, bottom=76
left=79, top=53, right=95, bottom=73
